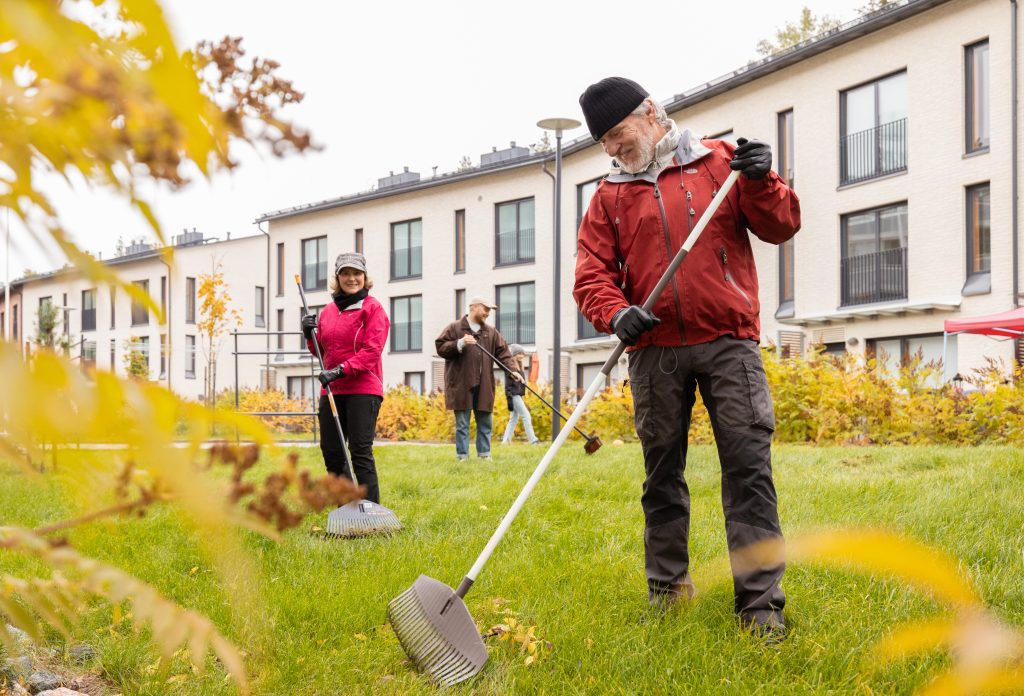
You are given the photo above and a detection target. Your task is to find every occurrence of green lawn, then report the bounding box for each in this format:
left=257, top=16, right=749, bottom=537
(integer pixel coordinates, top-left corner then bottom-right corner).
left=2, top=443, right=1023, bottom=695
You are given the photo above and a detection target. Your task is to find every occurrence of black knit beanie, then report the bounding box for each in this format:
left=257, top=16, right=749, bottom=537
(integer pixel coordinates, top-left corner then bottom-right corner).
left=579, top=77, right=650, bottom=141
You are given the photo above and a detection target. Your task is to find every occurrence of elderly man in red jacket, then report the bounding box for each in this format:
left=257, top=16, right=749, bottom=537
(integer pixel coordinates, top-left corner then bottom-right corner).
left=574, top=77, right=801, bottom=638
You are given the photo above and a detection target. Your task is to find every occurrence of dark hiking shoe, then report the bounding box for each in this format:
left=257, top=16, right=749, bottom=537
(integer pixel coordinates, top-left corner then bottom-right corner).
left=740, top=612, right=787, bottom=644
left=647, top=577, right=697, bottom=614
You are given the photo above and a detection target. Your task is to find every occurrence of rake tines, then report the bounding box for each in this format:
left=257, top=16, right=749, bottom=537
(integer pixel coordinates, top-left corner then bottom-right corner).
left=387, top=575, right=488, bottom=686
left=325, top=501, right=402, bottom=538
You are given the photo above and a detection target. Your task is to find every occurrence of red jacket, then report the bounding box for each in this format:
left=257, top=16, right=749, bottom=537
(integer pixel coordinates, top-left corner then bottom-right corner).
left=306, top=295, right=389, bottom=397
left=573, top=139, right=800, bottom=348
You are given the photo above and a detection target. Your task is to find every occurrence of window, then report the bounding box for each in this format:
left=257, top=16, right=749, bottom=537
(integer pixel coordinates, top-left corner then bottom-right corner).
left=840, top=71, right=907, bottom=185
left=777, top=112, right=795, bottom=310
left=577, top=178, right=601, bottom=236
left=109, top=339, right=116, bottom=372
left=185, top=335, right=196, bottom=378
left=405, top=372, right=425, bottom=394
left=577, top=310, right=604, bottom=341
left=390, top=219, right=422, bottom=279
left=276, top=308, right=284, bottom=361
left=130, top=280, right=149, bottom=326
left=62, top=293, right=69, bottom=337
left=109, top=286, right=116, bottom=329
left=81, top=289, right=96, bottom=332
left=160, top=276, right=167, bottom=320
left=135, top=336, right=150, bottom=375
left=185, top=277, right=196, bottom=324
left=390, top=295, right=422, bottom=353
left=966, top=40, right=990, bottom=153
left=454, top=210, right=466, bottom=273
left=81, top=340, right=96, bottom=371
left=576, top=362, right=610, bottom=398
left=495, top=198, right=535, bottom=266
left=276, top=243, right=285, bottom=296
left=454, top=289, right=465, bottom=320
left=870, top=333, right=952, bottom=387
left=255, top=286, right=265, bottom=327
left=12, top=305, right=18, bottom=341
left=840, top=202, right=908, bottom=306
left=301, top=236, right=328, bottom=290
left=496, top=282, right=535, bottom=345
left=777, top=109, right=794, bottom=188
left=965, top=183, right=991, bottom=295
left=159, top=334, right=167, bottom=378
left=355, top=228, right=363, bottom=255
left=287, top=375, right=314, bottom=400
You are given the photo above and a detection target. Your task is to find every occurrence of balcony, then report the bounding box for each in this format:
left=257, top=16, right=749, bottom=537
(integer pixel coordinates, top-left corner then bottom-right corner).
left=840, top=118, right=907, bottom=186
left=841, top=247, right=907, bottom=306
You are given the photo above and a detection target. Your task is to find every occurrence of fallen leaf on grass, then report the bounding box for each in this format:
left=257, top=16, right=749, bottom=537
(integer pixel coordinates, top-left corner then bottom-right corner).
left=353, top=633, right=367, bottom=641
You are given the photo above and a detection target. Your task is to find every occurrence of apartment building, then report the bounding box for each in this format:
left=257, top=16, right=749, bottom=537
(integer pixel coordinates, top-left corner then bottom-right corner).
left=10, top=231, right=267, bottom=401
left=261, top=0, right=1020, bottom=395
left=4, top=0, right=1016, bottom=400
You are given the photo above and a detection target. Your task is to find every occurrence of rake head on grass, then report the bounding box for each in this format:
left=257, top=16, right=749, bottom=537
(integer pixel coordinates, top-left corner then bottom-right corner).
left=387, top=575, right=488, bottom=686
left=325, top=500, right=402, bottom=538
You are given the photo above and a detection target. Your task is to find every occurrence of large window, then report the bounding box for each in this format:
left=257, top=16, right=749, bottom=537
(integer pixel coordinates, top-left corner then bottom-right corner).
left=185, top=277, right=196, bottom=324
left=777, top=109, right=795, bottom=188
left=495, top=198, right=535, bottom=266
left=81, top=288, right=96, bottom=332
left=871, top=333, right=952, bottom=386
left=276, top=243, right=285, bottom=296
left=776, top=109, right=796, bottom=312
left=965, top=183, right=991, bottom=295
left=159, top=334, right=167, bottom=378
left=840, top=71, right=907, bottom=185
left=298, top=305, right=323, bottom=349
left=185, top=335, right=196, bottom=378
left=130, top=280, right=149, bottom=326
left=576, top=178, right=601, bottom=235
left=966, top=40, right=990, bottom=153
left=454, top=210, right=466, bottom=273
left=390, top=295, right=422, bottom=353
left=255, top=286, right=265, bottom=327
left=301, top=236, right=328, bottom=291
left=160, top=276, right=167, bottom=319
left=109, top=286, right=116, bottom=329
left=496, top=282, right=535, bottom=345
left=81, top=340, right=96, bottom=371
left=841, top=202, right=908, bottom=306
left=405, top=372, right=425, bottom=395
left=391, top=219, right=423, bottom=280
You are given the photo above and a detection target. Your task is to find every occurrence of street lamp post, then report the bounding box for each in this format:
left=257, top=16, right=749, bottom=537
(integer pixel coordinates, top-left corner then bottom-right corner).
left=537, top=117, right=581, bottom=439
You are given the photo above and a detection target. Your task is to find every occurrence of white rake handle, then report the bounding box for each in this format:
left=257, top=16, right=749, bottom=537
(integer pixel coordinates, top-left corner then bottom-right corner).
left=455, top=169, right=742, bottom=596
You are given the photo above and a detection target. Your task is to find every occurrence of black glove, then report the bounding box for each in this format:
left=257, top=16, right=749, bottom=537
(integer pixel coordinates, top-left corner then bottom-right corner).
left=301, top=313, right=318, bottom=340
left=730, top=137, right=772, bottom=180
left=612, top=305, right=661, bottom=346
left=317, top=365, right=344, bottom=386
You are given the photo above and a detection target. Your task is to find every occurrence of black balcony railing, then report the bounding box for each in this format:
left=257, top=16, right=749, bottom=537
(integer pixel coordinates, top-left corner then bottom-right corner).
left=840, top=118, right=907, bottom=186
left=496, top=227, right=535, bottom=265
left=498, top=310, right=535, bottom=345
left=841, top=246, right=907, bottom=306
left=577, top=311, right=605, bottom=340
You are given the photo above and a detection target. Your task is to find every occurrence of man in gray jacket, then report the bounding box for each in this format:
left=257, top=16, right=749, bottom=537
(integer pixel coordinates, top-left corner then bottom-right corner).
left=435, top=297, right=521, bottom=460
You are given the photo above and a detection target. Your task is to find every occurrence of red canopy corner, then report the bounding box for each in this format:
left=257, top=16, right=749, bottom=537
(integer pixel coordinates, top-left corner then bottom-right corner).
left=944, top=307, right=1024, bottom=338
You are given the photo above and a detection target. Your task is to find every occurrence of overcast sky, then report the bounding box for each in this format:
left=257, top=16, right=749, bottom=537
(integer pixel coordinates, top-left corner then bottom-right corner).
left=4, top=0, right=868, bottom=277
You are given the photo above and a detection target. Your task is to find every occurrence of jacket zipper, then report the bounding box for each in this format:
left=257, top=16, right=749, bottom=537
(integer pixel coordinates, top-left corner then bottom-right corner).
left=719, top=247, right=753, bottom=309
left=653, top=182, right=687, bottom=344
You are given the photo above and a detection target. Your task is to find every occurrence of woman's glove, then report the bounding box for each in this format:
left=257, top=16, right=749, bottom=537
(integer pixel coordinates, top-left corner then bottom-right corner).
left=318, top=365, right=345, bottom=386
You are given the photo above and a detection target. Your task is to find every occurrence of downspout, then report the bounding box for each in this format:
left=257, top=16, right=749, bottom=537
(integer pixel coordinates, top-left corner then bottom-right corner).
left=256, top=221, right=271, bottom=388
left=540, top=160, right=556, bottom=387
left=1012, top=0, right=1019, bottom=307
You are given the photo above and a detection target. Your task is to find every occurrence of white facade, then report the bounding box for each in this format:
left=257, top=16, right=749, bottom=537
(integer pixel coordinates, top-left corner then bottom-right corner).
left=14, top=234, right=268, bottom=401
left=263, top=0, right=1022, bottom=394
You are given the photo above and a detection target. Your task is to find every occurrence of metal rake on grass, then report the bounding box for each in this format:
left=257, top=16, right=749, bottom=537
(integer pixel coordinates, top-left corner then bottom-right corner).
left=387, top=170, right=741, bottom=686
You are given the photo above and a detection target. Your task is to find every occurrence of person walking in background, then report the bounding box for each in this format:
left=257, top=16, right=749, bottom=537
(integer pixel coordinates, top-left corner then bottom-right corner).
left=574, top=77, right=801, bottom=638
left=301, top=252, right=389, bottom=502
left=435, top=297, right=521, bottom=461
left=501, top=344, right=539, bottom=445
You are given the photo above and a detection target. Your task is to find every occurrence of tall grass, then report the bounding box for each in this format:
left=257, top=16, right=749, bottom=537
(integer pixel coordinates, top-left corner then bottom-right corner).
left=2, top=443, right=1022, bottom=694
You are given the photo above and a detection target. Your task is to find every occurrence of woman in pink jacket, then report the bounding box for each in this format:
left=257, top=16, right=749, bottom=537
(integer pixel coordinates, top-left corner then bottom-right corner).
left=301, top=252, right=390, bottom=503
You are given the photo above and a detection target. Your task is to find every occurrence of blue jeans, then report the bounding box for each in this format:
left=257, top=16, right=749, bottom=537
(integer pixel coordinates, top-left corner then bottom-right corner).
left=455, top=409, right=492, bottom=457
left=502, top=395, right=538, bottom=444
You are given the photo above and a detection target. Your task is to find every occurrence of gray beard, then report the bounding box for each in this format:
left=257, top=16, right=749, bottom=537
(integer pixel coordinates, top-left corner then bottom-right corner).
left=616, top=130, right=657, bottom=174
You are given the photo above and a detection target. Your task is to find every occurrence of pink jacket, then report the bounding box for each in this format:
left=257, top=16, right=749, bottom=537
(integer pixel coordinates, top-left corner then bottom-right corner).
left=306, top=295, right=389, bottom=397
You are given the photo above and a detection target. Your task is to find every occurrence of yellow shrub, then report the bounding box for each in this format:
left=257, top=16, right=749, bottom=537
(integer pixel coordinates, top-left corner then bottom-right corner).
left=216, top=388, right=313, bottom=433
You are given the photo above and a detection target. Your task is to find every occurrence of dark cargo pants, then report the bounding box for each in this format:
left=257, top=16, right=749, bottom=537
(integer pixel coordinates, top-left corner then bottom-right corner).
left=628, top=336, right=785, bottom=622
